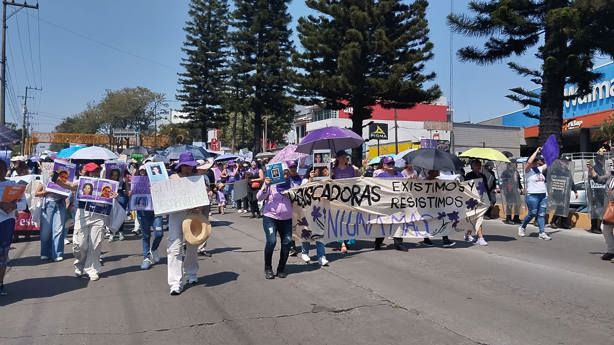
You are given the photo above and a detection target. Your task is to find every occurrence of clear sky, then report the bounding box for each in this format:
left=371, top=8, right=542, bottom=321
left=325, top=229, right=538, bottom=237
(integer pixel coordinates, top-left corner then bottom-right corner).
left=6, top=0, right=589, bottom=133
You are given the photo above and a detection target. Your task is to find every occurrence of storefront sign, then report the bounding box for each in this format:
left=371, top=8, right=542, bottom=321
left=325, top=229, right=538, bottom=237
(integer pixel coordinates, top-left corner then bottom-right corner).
left=369, top=123, right=388, bottom=140
left=563, top=119, right=583, bottom=131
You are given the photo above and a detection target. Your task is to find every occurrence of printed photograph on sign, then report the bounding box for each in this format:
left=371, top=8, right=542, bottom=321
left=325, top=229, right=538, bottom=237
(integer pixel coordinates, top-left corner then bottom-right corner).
left=145, top=162, right=168, bottom=183
left=130, top=194, right=153, bottom=211
left=312, top=149, right=331, bottom=181
left=105, top=161, right=126, bottom=181
left=47, top=160, right=76, bottom=196
left=96, top=179, right=118, bottom=204
left=77, top=177, right=98, bottom=202
left=266, top=162, right=286, bottom=185
left=77, top=177, right=119, bottom=205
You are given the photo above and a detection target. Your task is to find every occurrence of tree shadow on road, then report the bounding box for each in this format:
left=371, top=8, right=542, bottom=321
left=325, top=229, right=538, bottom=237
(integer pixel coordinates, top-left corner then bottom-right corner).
left=201, top=271, right=239, bottom=287
left=0, top=276, right=88, bottom=306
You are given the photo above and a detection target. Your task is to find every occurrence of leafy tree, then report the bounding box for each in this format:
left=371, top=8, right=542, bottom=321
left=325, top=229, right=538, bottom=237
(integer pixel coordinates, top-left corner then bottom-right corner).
left=177, top=0, right=230, bottom=145
left=157, top=123, right=194, bottom=145
left=449, top=0, right=614, bottom=145
left=294, top=0, right=441, bottom=164
left=231, top=0, right=295, bottom=153
left=592, top=112, right=614, bottom=147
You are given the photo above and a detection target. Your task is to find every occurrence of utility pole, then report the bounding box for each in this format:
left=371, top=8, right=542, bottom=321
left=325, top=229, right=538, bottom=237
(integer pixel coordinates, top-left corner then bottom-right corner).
left=394, top=109, right=399, bottom=154
left=19, top=85, right=40, bottom=155
left=1, top=1, right=39, bottom=126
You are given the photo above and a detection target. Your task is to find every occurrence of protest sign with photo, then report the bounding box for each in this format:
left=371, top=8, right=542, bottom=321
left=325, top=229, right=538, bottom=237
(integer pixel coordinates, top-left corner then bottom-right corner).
left=129, top=175, right=152, bottom=211
left=266, top=162, right=286, bottom=184
left=105, top=161, right=126, bottom=181
left=46, top=161, right=76, bottom=196
left=0, top=183, right=26, bottom=202
left=145, top=162, right=168, bottom=183
left=312, top=149, right=331, bottom=181
left=77, top=177, right=119, bottom=205
left=150, top=175, right=210, bottom=215
left=287, top=178, right=488, bottom=241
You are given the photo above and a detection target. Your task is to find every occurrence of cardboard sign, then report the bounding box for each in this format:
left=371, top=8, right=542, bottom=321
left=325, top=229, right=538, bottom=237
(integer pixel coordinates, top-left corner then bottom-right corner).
left=288, top=178, right=488, bottom=241
left=150, top=175, right=210, bottom=215
left=145, top=162, right=168, bottom=183
left=266, top=162, right=286, bottom=185
left=130, top=175, right=152, bottom=211
left=46, top=161, right=76, bottom=196
left=76, top=177, right=119, bottom=205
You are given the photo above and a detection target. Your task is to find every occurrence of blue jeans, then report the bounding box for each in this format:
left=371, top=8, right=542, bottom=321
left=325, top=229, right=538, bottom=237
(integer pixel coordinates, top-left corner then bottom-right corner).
left=522, top=193, right=547, bottom=233
left=40, top=199, right=66, bottom=259
left=262, top=216, right=292, bottom=271
left=301, top=241, right=325, bottom=259
left=138, top=211, right=163, bottom=258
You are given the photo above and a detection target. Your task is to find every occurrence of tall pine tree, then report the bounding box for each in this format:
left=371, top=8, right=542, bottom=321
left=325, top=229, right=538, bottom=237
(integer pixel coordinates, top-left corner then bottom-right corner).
left=231, top=0, right=295, bottom=153
left=294, top=0, right=441, bottom=164
left=178, top=0, right=230, bottom=145
left=449, top=1, right=614, bottom=145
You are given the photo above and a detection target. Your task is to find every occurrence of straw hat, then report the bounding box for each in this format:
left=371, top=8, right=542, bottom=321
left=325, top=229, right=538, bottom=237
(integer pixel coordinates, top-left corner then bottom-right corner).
left=182, top=213, right=211, bottom=246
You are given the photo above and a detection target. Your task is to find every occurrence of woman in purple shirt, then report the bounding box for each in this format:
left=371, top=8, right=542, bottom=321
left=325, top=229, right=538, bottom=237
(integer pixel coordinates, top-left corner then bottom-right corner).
left=257, top=170, right=293, bottom=279
left=332, top=151, right=361, bottom=253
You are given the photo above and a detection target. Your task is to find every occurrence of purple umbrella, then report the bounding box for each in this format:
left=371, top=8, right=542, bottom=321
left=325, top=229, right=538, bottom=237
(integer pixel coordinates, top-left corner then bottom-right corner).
left=295, top=126, right=364, bottom=154
left=270, top=144, right=308, bottom=164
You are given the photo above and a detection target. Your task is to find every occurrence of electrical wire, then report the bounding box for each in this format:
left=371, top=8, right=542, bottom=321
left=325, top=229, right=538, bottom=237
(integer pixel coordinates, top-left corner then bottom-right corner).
left=14, top=14, right=33, bottom=87
left=25, top=8, right=39, bottom=88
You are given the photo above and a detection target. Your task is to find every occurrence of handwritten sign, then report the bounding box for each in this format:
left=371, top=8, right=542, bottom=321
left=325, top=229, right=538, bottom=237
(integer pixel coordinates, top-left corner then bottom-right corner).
left=150, top=176, right=210, bottom=215
left=287, top=178, right=488, bottom=241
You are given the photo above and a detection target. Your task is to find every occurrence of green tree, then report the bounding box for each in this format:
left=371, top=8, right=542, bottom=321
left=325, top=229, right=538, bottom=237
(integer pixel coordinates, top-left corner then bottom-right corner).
left=177, top=0, right=230, bottom=145
left=294, top=0, right=441, bottom=164
left=449, top=1, right=614, bottom=145
left=592, top=112, right=614, bottom=147
left=231, top=0, right=295, bottom=153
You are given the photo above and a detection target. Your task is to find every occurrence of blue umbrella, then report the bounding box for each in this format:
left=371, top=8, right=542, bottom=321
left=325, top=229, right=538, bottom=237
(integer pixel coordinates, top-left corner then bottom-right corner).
left=214, top=153, right=240, bottom=162
left=57, top=145, right=87, bottom=158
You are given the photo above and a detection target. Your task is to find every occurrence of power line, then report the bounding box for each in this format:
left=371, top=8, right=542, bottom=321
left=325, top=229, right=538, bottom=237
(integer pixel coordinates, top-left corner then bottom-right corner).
left=14, top=14, right=32, bottom=87
left=38, top=16, right=176, bottom=71
left=25, top=8, right=38, bottom=88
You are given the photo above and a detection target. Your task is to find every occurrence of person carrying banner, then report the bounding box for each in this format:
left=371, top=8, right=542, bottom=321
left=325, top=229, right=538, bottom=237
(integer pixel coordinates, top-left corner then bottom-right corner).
left=167, top=152, right=205, bottom=295
left=332, top=151, right=361, bottom=253
left=418, top=169, right=457, bottom=247
left=298, top=163, right=329, bottom=266
left=35, top=175, right=69, bottom=261
left=518, top=148, right=551, bottom=240
left=587, top=159, right=614, bottom=261
left=401, top=162, right=418, bottom=179
left=464, top=160, right=489, bottom=246
left=373, top=156, right=406, bottom=251
left=132, top=166, right=163, bottom=270
left=0, top=160, right=26, bottom=295
left=258, top=169, right=293, bottom=279
left=482, top=161, right=498, bottom=219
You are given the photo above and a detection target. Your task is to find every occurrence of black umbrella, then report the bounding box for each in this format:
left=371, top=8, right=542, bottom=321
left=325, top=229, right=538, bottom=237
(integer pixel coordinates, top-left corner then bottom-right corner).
left=162, top=144, right=213, bottom=163
left=404, top=148, right=464, bottom=171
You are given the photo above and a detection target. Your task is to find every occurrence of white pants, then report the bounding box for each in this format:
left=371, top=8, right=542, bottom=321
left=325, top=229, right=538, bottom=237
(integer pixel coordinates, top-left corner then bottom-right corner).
left=73, top=209, right=106, bottom=278
left=602, top=223, right=614, bottom=254
left=167, top=211, right=199, bottom=290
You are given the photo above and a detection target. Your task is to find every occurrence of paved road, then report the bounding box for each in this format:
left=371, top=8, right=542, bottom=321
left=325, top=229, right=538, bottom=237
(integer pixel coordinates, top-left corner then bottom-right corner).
left=1, top=212, right=614, bottom=345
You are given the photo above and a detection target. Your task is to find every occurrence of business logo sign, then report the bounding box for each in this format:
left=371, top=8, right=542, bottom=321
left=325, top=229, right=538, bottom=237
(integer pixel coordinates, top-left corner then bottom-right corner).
left=369, top=123, right=388, bottom=140
left=563, top=119, right=583, bottom=131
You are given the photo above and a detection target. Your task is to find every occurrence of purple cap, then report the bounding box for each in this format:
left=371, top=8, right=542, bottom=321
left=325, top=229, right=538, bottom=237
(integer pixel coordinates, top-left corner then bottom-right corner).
left=227, top=160, right=236, bottom=166
left=382, top=156, right=395, bottom=165
left=286, top=160, right=297, bottom=168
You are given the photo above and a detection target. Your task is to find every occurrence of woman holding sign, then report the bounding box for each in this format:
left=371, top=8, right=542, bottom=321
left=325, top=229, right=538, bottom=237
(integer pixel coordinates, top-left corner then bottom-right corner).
left=132, top=165, right=163, bottom=270
left=258, top=169, right=294, bottom=279
left=35, top=174, right=69, bottom=262
left=517, top=148, right=551, bottom=240
left=0, top=160, right=26, bottom=295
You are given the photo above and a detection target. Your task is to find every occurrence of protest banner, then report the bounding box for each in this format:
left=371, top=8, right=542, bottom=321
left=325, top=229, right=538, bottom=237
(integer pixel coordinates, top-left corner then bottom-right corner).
left=129, top=176, right=152, bottom=211
left=150, top=175, right=210, bottom=215
left=105, top=161, right=126, bottom=181
left=287, top=178, right=488, bottom=241
left=76, top=177, right=119, bottom=205
left=145, top=162, right=168, bottom=182
left=46, top=161, right=76, bottom=196
left=266, top=162, right=286, bottom=184
left=233, top=179, right=248, bottom=201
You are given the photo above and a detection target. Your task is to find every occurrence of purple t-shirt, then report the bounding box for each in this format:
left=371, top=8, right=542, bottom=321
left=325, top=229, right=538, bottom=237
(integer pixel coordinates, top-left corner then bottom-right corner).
left=257, top=184, right=292, bottom=220
left=333, top=166, right=356, bottom=179
left=375, top=170, right=402, bottom=178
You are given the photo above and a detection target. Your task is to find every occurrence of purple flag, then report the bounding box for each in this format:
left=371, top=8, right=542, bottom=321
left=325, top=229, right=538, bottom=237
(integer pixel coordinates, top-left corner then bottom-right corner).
left=541, top=134, right=559, bottom=166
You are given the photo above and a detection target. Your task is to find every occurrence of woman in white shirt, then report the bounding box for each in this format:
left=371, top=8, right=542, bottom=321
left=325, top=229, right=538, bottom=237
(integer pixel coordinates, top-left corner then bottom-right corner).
left=518, top=147, right=551, bottom=240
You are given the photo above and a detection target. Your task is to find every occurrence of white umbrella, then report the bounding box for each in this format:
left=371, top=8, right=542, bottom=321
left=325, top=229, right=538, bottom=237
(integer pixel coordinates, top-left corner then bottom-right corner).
left=69, top=146, right=118, bottom=160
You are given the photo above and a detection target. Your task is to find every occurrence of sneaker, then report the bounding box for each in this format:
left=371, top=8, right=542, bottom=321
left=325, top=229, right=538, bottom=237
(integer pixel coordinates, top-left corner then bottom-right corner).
left=64, top=238, right=72, bottom=245
left=476, top=238, right=488, bottom=246
left=54, top=256, right=64, bottom=262
left=417, top=239, right=434, bottom=247
left=150, top=250, right=161, bottom=264
left=118, top=232, right=125, bottom=241
left=265, top=268, right=275, bottom=280
left=140, top=258, right=152, bottom=270
left=518, top=226, right=526, bottom=237
left=318, top=256, right=329, bottom=266
left=170, top=288, right=182, bottom=296
left=41, top=256, right=49, bottom=261
left=300, top=253, right=311, bottom=263
left=108, top=235, right=115, bottom=243
left=503, top=219, right=514, bottom=225
left=276, top=271, right=288, bottom=278
left=289, top=248, right=298, bottom=257
left=538, top=232, right=552, bottom=240
left=187, top=278, right=198, bottom=285
left=442, top=240, right=456, bottom=248
left=89, top=273, right=100, bottom=281
left=464, top=234, right=475, bottom=242
left=74, top=268, right=84, bottom=277
left=198, top=248, right=212, bottom=257
left=0, top=284, right=6, bottom=296
left=601, top=253, right=614, bottom=261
